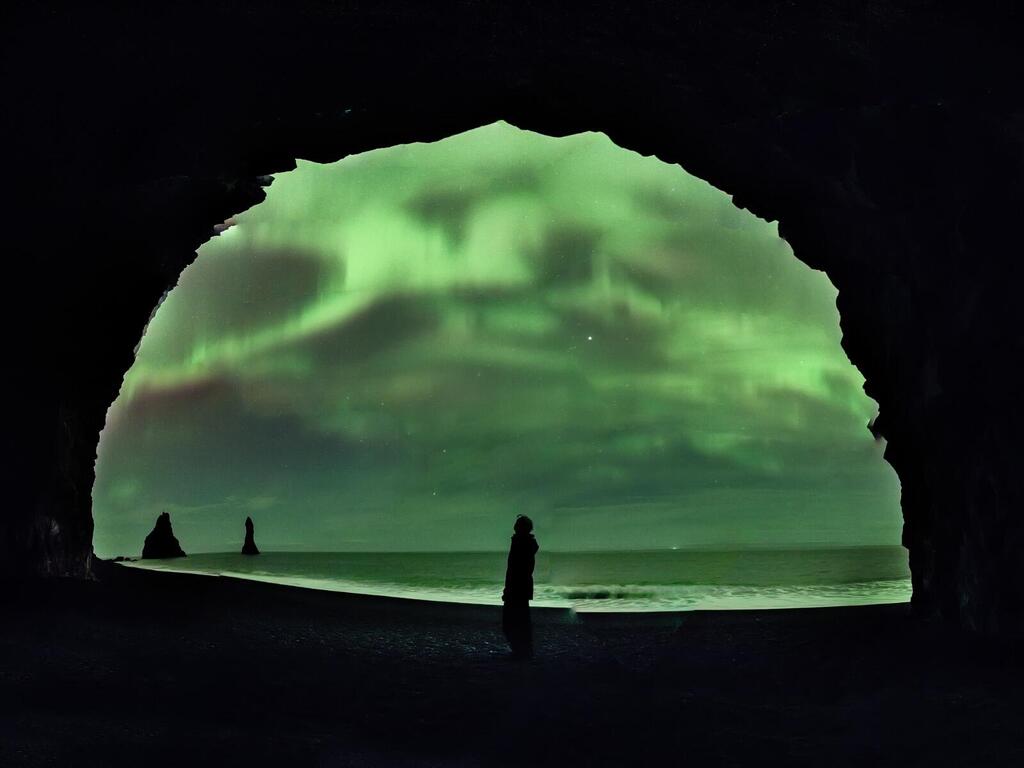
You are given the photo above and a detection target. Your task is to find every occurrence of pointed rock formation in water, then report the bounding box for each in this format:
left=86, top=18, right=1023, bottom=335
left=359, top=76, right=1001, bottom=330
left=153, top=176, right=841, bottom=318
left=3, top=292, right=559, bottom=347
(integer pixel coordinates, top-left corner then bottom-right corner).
left=241, top=516, right=260, bottom=555
left=141, top=511, right=186, bottom=559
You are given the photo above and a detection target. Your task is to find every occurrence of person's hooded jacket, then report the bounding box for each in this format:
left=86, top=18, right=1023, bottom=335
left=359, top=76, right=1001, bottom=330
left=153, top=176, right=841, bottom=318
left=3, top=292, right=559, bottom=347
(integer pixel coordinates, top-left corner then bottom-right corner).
left=502, top=532, right=539, bottom=602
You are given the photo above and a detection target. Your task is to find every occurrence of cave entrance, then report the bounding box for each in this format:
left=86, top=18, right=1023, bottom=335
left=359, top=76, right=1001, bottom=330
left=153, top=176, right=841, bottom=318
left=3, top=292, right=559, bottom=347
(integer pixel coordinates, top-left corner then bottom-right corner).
left=93, top=121, right=906, bottom=611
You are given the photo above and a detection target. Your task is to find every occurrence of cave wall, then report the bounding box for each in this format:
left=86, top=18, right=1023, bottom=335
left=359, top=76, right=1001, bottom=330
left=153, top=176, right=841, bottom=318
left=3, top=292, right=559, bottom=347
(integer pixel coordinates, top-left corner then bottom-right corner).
left=5, top=0, right=1024, bottom=632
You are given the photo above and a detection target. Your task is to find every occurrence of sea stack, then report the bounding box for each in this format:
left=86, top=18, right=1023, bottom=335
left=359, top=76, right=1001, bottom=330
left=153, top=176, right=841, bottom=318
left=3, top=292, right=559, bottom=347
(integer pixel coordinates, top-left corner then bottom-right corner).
left=141, top=511, right=186, bottom=559
left=241, top=516, right=260, bottom=555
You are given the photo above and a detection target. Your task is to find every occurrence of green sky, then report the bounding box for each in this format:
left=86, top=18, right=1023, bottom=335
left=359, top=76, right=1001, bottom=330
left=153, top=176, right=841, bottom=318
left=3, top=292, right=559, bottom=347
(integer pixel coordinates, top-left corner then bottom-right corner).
left=92, top=121, right=901, bottom=556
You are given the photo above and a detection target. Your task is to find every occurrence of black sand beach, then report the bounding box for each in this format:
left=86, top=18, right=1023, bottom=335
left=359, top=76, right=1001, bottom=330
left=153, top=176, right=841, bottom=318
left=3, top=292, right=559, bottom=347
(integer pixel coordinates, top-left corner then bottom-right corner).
left=3, top=563, right=1023, bottom=767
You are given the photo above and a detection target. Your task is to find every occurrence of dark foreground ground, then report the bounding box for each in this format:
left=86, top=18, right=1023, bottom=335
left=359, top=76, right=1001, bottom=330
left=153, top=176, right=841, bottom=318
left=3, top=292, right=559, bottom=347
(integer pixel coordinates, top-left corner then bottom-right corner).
left=3, top=564, right=1024, bottom=767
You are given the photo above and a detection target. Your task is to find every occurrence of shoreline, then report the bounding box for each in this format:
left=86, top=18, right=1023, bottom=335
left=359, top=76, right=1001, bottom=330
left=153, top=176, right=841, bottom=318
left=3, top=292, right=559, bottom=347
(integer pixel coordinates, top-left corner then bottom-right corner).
left=121, top=559, right=911, bottom=626
left=119, top=550, right=913, bottom=614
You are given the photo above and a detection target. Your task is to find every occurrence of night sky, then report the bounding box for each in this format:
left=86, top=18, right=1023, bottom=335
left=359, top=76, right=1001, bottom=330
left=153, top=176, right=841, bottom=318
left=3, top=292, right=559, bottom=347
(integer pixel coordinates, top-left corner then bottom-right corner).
left=92, top=122, right=901, bottom=556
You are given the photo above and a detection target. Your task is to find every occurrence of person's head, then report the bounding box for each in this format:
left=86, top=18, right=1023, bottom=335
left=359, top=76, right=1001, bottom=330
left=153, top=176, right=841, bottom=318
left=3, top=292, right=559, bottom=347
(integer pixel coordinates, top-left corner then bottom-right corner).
left=514, top=515, right=533, bottom=535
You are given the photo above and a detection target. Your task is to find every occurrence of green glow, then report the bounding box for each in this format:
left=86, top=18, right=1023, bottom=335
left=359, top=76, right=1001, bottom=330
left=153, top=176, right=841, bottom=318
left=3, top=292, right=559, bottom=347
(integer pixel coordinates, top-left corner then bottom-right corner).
left=93, top=121, right=901, bottom=555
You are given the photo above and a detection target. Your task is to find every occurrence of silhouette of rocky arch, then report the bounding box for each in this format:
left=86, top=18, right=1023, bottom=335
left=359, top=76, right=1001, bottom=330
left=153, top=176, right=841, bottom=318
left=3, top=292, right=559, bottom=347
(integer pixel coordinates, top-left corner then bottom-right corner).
left=8, top=1, right=1024, bottom=635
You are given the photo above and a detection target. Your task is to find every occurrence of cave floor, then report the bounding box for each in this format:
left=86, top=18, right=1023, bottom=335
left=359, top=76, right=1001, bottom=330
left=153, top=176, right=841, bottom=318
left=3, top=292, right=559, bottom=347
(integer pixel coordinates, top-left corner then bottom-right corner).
left=2, top=564, right=1023, bottom=767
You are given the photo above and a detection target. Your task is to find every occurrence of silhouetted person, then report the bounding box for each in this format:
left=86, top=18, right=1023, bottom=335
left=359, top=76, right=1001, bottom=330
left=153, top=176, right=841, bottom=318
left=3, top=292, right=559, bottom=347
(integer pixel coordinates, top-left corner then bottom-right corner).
left=502, top=514, right=539, bottom=658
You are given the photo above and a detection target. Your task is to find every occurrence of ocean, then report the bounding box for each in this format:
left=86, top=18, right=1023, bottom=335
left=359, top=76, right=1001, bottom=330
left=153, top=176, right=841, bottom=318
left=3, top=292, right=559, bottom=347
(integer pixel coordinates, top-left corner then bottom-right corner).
left=125, top=546, right=911, bottom=612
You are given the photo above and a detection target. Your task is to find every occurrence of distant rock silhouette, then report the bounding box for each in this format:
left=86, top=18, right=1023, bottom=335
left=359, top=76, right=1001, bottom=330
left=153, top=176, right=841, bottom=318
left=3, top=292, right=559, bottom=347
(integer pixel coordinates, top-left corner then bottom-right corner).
left=141, top=512, right=186, bottom=559
left=241, top=516, right=260, bottom=555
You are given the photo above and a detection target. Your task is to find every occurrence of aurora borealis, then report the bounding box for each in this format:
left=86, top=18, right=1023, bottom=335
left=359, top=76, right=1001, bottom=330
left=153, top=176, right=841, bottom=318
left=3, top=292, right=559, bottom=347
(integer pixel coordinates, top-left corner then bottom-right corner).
left=92, top=121, right=901, bottom=556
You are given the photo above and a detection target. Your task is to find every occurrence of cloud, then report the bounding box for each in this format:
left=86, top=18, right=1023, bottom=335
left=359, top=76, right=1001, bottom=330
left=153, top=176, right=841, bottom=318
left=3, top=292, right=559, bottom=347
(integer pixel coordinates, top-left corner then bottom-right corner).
left=404, top=186, right=481, bottom=247
left=97, top=375, right=378, bottom=507
left=528, top=224, right=601, bottom=287
left=133, top=246, right=329, bottom=370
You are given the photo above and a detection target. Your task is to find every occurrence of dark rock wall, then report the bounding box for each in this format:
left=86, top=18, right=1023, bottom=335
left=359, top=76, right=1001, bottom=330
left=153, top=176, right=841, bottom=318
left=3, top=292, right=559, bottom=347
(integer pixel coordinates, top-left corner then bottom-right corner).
left=5, top=1, right=1024, bottom=631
